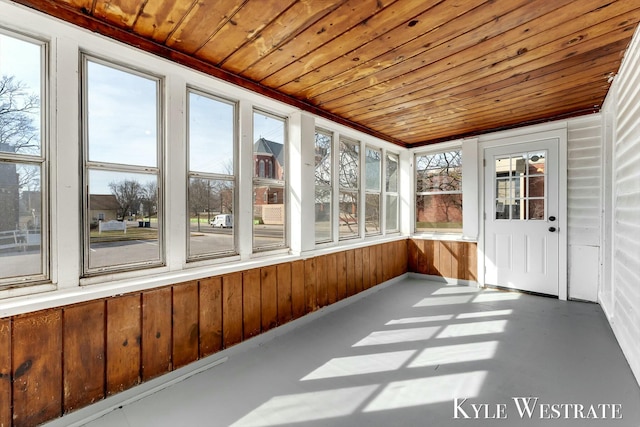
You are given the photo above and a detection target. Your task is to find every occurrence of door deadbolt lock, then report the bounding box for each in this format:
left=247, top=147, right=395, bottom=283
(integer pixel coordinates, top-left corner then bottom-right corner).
left=548, top=227, right=557, bottom=232
left=548, top=216, right=556, bottom=222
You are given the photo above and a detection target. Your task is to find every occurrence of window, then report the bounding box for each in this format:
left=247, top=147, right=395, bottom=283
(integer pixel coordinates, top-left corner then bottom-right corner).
left=187, top=89, right=236, bottom=259
left=82, top=57, right=162, bottom=273
left=0, top=31, right=47, bottom=287
left=339, top=138, right=359, bottom=239
left=415, top=150, right=462, bottom=233
left=314, top=129, right=332, bottom=243
left=385, top=152, right=399, bottom=232
left=494, top=151, right=546, bottom=220
left=253, top=110, right=286, bottom=250
left=365, top=147, right=381, bottom=235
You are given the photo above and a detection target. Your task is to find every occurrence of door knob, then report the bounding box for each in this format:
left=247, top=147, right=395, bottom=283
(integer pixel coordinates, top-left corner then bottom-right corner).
left=548, top=227, right=557, bottom=232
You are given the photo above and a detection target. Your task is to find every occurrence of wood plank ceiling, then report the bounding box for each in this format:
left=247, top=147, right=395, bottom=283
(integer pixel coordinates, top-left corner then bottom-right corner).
left=12, top=0, right=640, bottom=146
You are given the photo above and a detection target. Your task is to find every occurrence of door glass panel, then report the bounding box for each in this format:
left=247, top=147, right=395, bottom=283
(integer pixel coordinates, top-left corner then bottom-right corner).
left=496, top=178, right=510, bottom=199
left=527, top=152, right=546, bottom=174
left=496, top=199, right=509, bottom=219
left=528, top=176, right=545, bottom=198
left=495, top=157, right=510, bottom=178
left=528, top=199, right=545, bottom=220
left=510, top=178, right=522, bottom=199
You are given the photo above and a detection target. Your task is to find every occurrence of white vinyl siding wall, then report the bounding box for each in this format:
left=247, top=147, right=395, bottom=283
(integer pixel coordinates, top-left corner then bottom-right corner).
left=567, top=116, right=602, bottom=301
left=601, top=24, right=640, bottom=387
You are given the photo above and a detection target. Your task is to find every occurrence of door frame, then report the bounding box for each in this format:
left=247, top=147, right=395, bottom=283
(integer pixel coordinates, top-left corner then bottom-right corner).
left=477, top=126, right=568, bottom=300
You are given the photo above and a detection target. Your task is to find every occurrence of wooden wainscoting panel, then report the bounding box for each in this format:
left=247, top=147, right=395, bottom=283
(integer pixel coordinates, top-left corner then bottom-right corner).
left=0, top=318, right=10, bottom=427
left=336, top=251, right=347, bottom=301
left=408, top=239, right=419, bottom=272
left=345, top=250, right=356, bottom=297
left=315, top=255, right=328, bottom=308
left=222, top=272, right=243, bottom=348
left=362, top=246, right=371, bottom=290
left=439, top=241, right=453, bottom=279
left=326, top=253, right=338, bottom=304
left=141, top=288, right=172, bottom=381
left=12, top=309, right=62, bottom=427
left=451, top=241, right=466, bottom=280
left=106, top=295, right=141, bottom=396
left=261, top=265, right=278, bottom=332
left=467, top=242, right=478, bottom=281
left=199, top=276, right=223, bottom=357
left=276, top=263, right=293, bottom=325
left=242, top=269, right=262, bottom=339
left=291, top=260, right=305, bottom=319
left=172, top=281, right=199, bottom=369
left=63, top=301, right=106, bottom=412
left=354, top=248, right=364, bottom=294
left=304, top=258, right=317, bottom=313
left=375, top=244, right=383, bottom=285
left=426, top=240, right=439, bottom=276
left=368, top=245, right=378, bottom=287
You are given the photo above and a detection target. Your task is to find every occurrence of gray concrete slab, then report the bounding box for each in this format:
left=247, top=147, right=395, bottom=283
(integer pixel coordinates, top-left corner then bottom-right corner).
left=82, top=278, right=640, bottom=427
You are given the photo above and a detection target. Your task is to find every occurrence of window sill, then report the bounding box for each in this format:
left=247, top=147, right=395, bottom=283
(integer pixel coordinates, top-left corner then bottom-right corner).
left=411, top=233, right=477, bottom=242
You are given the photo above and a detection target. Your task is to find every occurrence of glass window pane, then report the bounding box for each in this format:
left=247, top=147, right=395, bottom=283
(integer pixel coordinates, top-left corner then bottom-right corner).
left=339, top=139, right=359, bottom=190
left=314, top=130, right=331, bottom=186
left=253, top=112, right=285, bottom=179
left=0, top=162, right=42, bottom=279
left=253, top=183, right=285, bottom=249
left=386, top=154, right=398, bottom=192
left=88, top=169, right=159, bottom=269
left=528, top=199, right=545, bottom=220
left=365, top=193, right=380, bottom=235
left=188, top=178, right=234, bottom=257
left=416, top=151, right=461, bottom=193
left=87, top=61, right=158, bottom=167
left=495, top=199, right=509, bottom=220
left=528, top=176, right=545, bottom=198
left=416, top=194, right=462, bottom=232
left=339, top=191, right=358, bottom=239
left=496, top=178, right=510, bottom=199
left=0, top=34, right=42, bottom=156
left=365, top=148, right=381, bottom=191
left=385, top=194, right=398, bottom=232
left=315, top=187, right=331, bottom=243
left=189, top=92, right=235, bottom=175
left=527, top=151, right=546, bottom=175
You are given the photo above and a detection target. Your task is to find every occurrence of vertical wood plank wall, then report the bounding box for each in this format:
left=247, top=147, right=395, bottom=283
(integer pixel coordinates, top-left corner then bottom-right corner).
left=0, top=239, right=478, bottom=426
left=0, top=241, right=409, bottom=427
left=408, top=239, right=478, bottom=282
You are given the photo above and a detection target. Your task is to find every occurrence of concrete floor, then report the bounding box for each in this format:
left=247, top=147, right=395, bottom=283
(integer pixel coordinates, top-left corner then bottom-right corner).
left=79, top=277, right=640, bottom=427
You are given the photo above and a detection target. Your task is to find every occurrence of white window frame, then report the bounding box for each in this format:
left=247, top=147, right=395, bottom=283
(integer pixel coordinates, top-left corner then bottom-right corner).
left=338, top=137, right=360, bottom=241
left=414, top=147, right=463, bottom=235
left=364, top=145, right=382, bottom=236
left=186, top=87, right=238, bottom=261
left=252, top=108, right=288, bottom=252
left=0, top=28, right=49, bottom=289
left=314, top=127, right=333, bottom=244
left=81, top=54, right=164, bottom=276
left=384, top=151, right=400, bottom=233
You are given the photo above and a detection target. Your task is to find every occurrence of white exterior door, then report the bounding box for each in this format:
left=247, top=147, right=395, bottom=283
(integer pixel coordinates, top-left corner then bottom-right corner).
left=484, top=138, right=559, bottom=296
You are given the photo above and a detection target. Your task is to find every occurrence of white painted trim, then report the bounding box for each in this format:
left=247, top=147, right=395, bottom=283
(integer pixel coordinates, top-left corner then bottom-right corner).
left=41, top=273, right=408, bottom=427
left=462, top=138, right=479, bottom=240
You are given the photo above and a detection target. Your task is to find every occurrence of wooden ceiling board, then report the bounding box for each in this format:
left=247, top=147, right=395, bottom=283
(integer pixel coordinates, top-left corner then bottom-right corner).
left=92, top=0, right=145, bottom=29
left=164, top=0, right=246, bottom=53
left=281, top=0, right=525, bottom=100
left=132, top=0, right=195, bottom=42
left=338, top=38, right=628, bottom=123
left=259, top=0, right=441, bottom=88
left=196, top=0, right=298, bottom=65
left=219, top=0, right=346, bottom=74
left=8, top=0, right=640, bottom=146
left=314, top=0, right=628, bottom=114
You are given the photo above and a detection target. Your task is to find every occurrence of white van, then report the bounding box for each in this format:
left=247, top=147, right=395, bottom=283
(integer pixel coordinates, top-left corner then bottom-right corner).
left=210, top=214, right=233, bottom=228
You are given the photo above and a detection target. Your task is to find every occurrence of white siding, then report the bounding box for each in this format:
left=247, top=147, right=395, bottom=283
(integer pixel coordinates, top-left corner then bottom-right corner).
left=567, top=116, right=602, bottom=301
left=601, top=23, right=640, bottom=388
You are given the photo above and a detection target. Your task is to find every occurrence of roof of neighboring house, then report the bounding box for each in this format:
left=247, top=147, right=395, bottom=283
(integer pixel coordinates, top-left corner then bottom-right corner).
left=254, top=138, right=284, bottom=167
left=90, top=194, right=120, bottom=211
